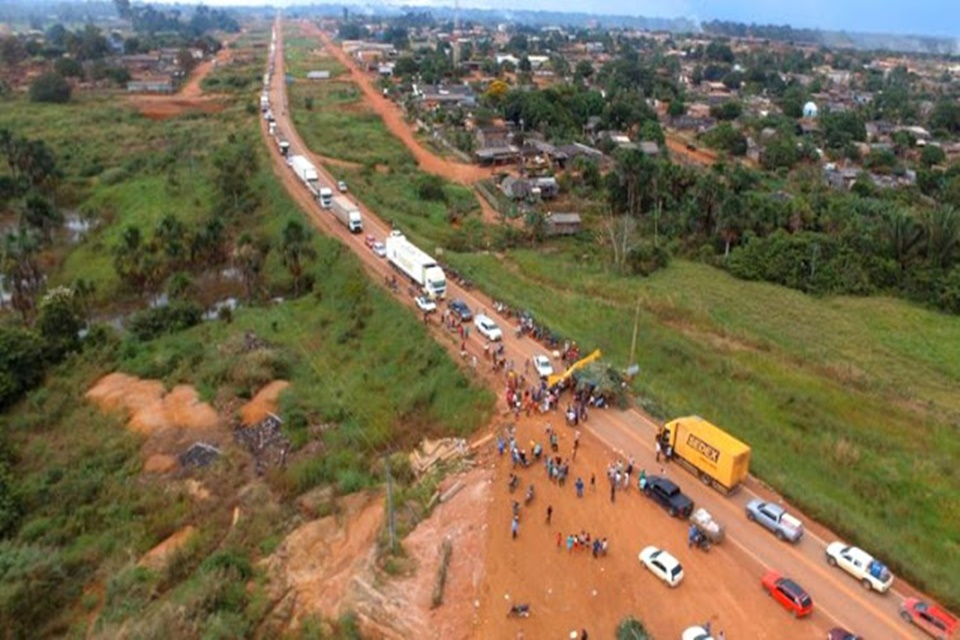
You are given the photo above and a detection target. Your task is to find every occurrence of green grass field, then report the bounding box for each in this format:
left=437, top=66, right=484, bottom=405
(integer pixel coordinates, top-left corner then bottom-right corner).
left=0, top=24, right=494, bottom=636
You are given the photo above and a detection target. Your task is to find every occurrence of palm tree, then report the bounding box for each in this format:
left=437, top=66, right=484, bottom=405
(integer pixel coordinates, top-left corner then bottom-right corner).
left=922, top=205, right=960, bottom=270
left=154, top=213, right=187, bottom=269
left=0, top=228, right=45, bottom=323
left=189, top=217, right=226, bottom=269
left=112, top=225, right=145, bottom=289
left=881, top=208, right=922, bottom=271
left=279, top=220, right=316, bottom=296
left=234, top=233, right=270, bottom=301
left=20, top=193, right=61, bottom=243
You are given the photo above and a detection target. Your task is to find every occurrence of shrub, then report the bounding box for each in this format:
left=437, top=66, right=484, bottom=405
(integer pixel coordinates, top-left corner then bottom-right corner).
left=29, top=72, right=71, bottom=104
left=126, top=301, right=203, bottom=341
left=416, top=174, right=447, bottom=202
left=616, top=616, right=653, bottom=640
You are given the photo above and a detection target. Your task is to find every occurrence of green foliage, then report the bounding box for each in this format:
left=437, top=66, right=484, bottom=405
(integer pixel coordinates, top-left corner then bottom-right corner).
left=626, top=240, right=671, bottom=276
left=35, top=286, right=84, bottom=362
left=709, top=100, right=742, bottom=121
left=616, top=616, right=653, bottom=640
left=920, top=144, right=946, bottom=168
left=727, top=230, right=876, bottom=295
left=29, top=72, right=72, bottom=104
left=54, top=57, right=84, bottom=79
left=0, top=327, right=45, bottom=410
left=822, top=109, right=867, bottom=149
left=929, top=100, right=960, bottom=136
left=0, top=542, right=71, bottom=637
left=415, top=174, right=447, bottom=202
left=702, top=122, right=747, bottom=156
left=126, top=301, right=203, bottom=341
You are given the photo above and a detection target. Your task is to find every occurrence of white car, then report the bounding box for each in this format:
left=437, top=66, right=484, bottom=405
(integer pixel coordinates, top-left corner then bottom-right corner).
left=337, top=180, right=348, bottom=192
left=532, top=354, right=554, bottom=378
left=638, top=545, right=684, bottom=587
left=681, top=627, right=714, bottom=640
left=415, top=296, right=437, bottom=313
left=825, top=542, right=894, bottom=592
left=372, top=242, right=386, bottom=257
left=473, top=314, right=502, bottom=341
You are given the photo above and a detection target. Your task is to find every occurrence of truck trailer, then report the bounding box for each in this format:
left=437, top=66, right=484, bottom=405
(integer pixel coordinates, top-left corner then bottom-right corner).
left=330, top=195, right=363, bottom=233
left=289, top=155, right=318, bottom=185
left=658, top=416, right=751, bottom=493
left=384, top=233, right=446, bottom=299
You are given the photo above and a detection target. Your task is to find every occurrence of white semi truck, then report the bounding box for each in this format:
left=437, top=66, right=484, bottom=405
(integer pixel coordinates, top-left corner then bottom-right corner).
left=385, top=232, right=446, bottom=298
left=289, top=155, right=318, bottom=185
left=318, top=186, right=333, bottom=208
left=330, top=195, right=362, bottom=233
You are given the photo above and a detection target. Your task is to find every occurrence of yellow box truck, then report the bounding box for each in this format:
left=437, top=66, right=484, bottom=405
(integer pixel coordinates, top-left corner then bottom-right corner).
left=659, top=416, right=751, bottom=493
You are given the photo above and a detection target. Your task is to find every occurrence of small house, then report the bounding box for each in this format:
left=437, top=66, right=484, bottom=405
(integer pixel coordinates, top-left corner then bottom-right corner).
left=544, top=212, right=582, bottom=237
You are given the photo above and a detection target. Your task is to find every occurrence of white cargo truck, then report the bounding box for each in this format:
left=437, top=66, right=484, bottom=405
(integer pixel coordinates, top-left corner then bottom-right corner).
left=385, top=233, right=446, bottom=298
left=318, top=186, right=333, bottom=209
left=260, top=94, right=269, bottom=112
left=289, top=155, right=318, bottom=185
left=330, top=195, right=363, bottom=233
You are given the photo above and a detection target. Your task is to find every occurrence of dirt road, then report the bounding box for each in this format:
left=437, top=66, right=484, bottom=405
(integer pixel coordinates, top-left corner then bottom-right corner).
left=129, top=35, right=237, bottom=119
left=302, top=23, right=491, bottom=187
left=265, top=20, right=932, bottom=640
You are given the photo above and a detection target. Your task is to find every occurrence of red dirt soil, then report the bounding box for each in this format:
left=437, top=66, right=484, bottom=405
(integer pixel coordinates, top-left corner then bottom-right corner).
left=128, top=35, right=238, bottom=120
left=306, top=24, right=491, bottom=187
left=239, top=379, right=290, bottom=426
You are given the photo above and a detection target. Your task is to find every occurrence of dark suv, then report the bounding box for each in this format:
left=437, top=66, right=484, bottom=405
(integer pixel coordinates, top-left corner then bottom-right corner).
left=448, top=299, right=472, bottom=321
left=643, top=475, right=694, bottom=518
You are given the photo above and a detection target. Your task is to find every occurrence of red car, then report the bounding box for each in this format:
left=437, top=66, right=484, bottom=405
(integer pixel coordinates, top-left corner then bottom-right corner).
left=901, top=598, right=958, bottom=639
left=761, top=570, right=813, bottom=618
left=364, top=234, right=377, bottom=249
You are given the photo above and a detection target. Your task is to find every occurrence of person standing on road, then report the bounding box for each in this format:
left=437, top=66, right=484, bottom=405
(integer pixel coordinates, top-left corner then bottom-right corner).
left=511, top=515, right=519, bottom=539
left=590, top=473, right=595, bottom=492
left=546, top=505, right=553, bottom=524
left=609, top=482, right=616, bottom=503
left=655, top=439, right=662, bottom=462
left=575, top=477, right=584, bottom=498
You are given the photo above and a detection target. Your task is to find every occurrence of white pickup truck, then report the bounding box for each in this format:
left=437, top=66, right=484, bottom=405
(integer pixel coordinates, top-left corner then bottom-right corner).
left=825, top=542, right=894, bottom=592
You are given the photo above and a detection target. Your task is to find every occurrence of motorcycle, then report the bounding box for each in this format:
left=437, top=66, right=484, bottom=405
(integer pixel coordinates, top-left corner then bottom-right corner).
left=508, top=473, right=519, bottom=492
left=507, top=603, right=531, bottom=618
left=690, top=527, right=711, bottom=552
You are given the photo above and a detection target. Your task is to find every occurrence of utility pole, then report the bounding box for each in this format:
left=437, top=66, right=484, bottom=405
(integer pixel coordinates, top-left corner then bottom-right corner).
left=384, top=453, right=396, bottom=553
left=628, top=293, right=642, bottom=373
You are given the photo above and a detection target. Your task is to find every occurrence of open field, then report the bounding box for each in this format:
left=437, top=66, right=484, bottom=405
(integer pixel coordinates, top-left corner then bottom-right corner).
left=0, top=25, right=494, bottom=637
left=282, top=28, right=960, bottom=609
left=282, top=29, right=415, bottom=169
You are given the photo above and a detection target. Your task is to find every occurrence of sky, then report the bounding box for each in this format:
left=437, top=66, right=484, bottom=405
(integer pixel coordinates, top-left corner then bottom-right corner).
left=194, top=0, right=960, bottom=38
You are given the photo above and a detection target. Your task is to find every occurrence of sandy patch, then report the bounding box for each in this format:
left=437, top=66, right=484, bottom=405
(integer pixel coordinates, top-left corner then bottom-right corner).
left=239, top=380, right=290, bottom=426
left=143, top=454, right=177, bottom=474
left=138, top=525, right=197, bottom=571
left=87, top=373, right=221, bottom=435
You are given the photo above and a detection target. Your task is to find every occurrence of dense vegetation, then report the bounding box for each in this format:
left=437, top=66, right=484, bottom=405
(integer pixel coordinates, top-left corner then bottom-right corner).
left=0, top=24, right=493, bottom=637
